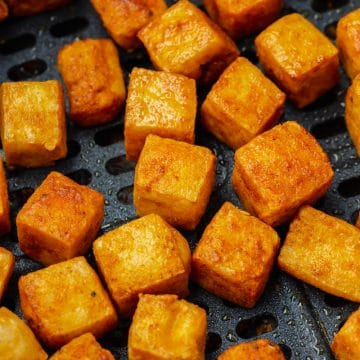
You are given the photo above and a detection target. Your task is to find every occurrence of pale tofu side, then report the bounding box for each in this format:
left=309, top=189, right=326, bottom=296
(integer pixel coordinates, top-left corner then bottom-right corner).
left=128, top=294, right=207, bottom=360
left=6, top=0, right=72, bottom=16
left=201, top=57, right=285, bottom=150
left=0, top=307, right=47, bottom=360
left=278, top=206, right=360, bottom=301
left=93, top=214, right=191, bottom=318
left=0, top=247, right=14, bottom=302
left=0, top=159, right=10, bottom=235
left=125, top=67, right=196, bottom=160
left=18, top=256, right=118, bottom=349
left=0, top=0, right=8, bottom=21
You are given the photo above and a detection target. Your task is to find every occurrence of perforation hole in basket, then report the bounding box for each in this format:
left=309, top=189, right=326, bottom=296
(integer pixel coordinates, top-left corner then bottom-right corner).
left=66, top=169, right=92, bottom=185
left=324, top=294, right=351, bottom=308
left=117, top=185, right=133, bottom=204
left=0, top=33, right=36, bottom=55
left=9, top=187, right=34, bottom=209
left=49, top=17, right=89, bottom=37
left=7, top=59, right=47, bottom=81
left=311, top=0, right=349, bottom=13
left=325, top=21, right=338, bottom=40
left=105, top=156, right=135, bottom=176
left=338, top=176, right=360, bottom=198
left=242, top=48, right=258, bottom=65
left=304, top=88, right=339, bottom=111
left=100, top=323, right=130, bottom=349
left=66, top=140, right=81, bottom=159
left=236, top=313, right=278, bottom=339
left=351, top=209, right=359, bottom=225
left=310, top=117, right=347, bottom=139
left=279, top=344, right=292, bottom=359
left=205, top=332, right=222, bottom=354
left=94, top=124, right=123, bottom=146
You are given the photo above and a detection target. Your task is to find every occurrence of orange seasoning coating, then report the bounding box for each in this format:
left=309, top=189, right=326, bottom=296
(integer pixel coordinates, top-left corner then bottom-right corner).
left=6, top=0, right=72, bottom=16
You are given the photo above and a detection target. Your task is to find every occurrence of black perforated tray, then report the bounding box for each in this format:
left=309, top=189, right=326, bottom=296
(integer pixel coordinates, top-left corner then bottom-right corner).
left=0, top=0, right=359, bottom=358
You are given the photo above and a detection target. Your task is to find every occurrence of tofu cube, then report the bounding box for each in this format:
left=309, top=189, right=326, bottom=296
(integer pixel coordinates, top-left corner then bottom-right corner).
left=18, top=256, right=118, bottom=349
left=128, top=294, right=207, bottom=360
left=192, top=202, right=280, bottom=308
left=93, top=214, right=191, bottom=318
left=201, top=57, right=286, bottom=150
left=90, top=0, right=167, bottom=51
left=0, top=307, right=47, bottom=360
left=6, top=0, right=72, bottom=16
left=0, top=247, right=14, bottom=302
left=17, top=171, right=104, bottom=266
left=125, top=68, right=196, bottom=160
left=331, top=307, right=360, bottom=360
left=0, top=159, right=10, bottom=235
left=218, top=339, right=286, bottom=360
left=0, top=0, right=8, bottom=21
left=232, top=121, right=334, bottom=226
left=204, top=0, right=282, bottom=39
left=50, top=333, right=114, bottom=360
left=255, top=13, right=339, bottom=108
left=134, top=135, right=216, bottom=230
left=138, top=0, right=239, bottom=84
left=0, top=80, right=67, bottom=168
left=278, top=206, right=360, bottom=301
left=345, top=73, right=360, bottom=155
left=58, top=39, right=126, bottom=127
left=337, top=9, right=360, bottom=79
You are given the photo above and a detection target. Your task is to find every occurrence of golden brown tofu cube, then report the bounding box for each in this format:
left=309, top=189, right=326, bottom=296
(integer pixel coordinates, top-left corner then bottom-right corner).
left=58, top=38, right=125, bottom=127
left=255, top=13, right=339, bottom=108
left=50, top=333, right=114, bottom=360
left=125, top=67, right=196, bottom=160
left=0, top=80, right=67, bottom=168
left=128, top=294, right=207, bottom=360
left=0, top=1, right=8, bottom=21
left=90, top=0, right=167, bottom=51
left=345, top=73, right=360, bottom=155
left=192, top=202, right=280, bottom=308
left=93, top=213, right=191, bottom=318
left=134, top=135, right=216, bottom=230
left=278, top=206, right=360, bottom=301
left=0, top=247, right=14, bottom=303
left=16, top=171, right=104, bottom=266
left=232, top=121, right=334, bottom=226
left=19, top=256, right=118, bottom=349
left=138, top=0, right=239, bottom=84
left=0, top=159, right=10, bottom=235
left=0, top=307, right=47, bottom=360
left=331, top=307, right=360, bottom=360
left=337, top=9, right=360, bottom=79
left=218, top=339, right=286, bottom=360
left=6, top=0, right=72, bottom=16
left=201, top=57, right=285, bottom=149
left=204, top=0, right=282, bottom=39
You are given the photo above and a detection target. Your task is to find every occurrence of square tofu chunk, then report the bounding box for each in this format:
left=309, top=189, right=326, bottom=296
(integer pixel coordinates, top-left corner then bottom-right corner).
left=0, top=307, right=47, bottom=360
left=0, top=1, right=8, bottom=21
left=337, top=9, right=360, bottom=79
left=192, top=202, right=280, bottom=308
left=50, top=333, right=114, bottom=360
left=125, top=68, right=196, bottom=160
left=201, top=57, right=285, bottom=149
left=6, top=0, right=72, bottom=16
left=134, top=135, right=216, bottom=230
left=138, top=0, right=239, bottom=84
left=345, top=73, right=360, bottom=155
left=17, top=171, right=104, bottom=266
left=18, top=256, right=118, bottom=349
left=331, top=307, right=360, bottom=360
left=0, top=80, right=67, bottom=168
left=90, top=0, right=167, bottom=51
left=232, top=121, right=334, bottom=226
left=255, top=13, right=339, bottom=108
left=128, top=294, right=207, bottom=360
left=278, top=206, right=360, bottom=301
left=93, top=214, right=191, bottom=318
left=204, top=0, right=282, bottom=39
left=0, top=159, right=10, bottom=235
left=0, top=247, right=14, bottom=302
left=58, top=38, right=125, bottom=127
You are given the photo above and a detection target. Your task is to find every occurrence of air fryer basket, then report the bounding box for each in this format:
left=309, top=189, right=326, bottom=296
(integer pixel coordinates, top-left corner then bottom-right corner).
left=0, top=0, right=359, bottom=358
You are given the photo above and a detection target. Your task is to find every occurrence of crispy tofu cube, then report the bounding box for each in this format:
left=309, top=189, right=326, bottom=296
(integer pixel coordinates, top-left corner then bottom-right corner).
left=6, top=0, right=72, bottom=16
left=0, top=1, right=8, bottom=21
left=345, top=73, right=360, bottom=155
left=0, top=159, right=10, bottom=235
left=90, top=0, right=167, bottom=51
left=201, top=57, right=285, bottom=149
left=138, top=0, right=239, bottom=84
left=50, top=333, right=114, bottom=360
left=278, top=206, right=360, bottom=301
left=192, top=202, right=280, bottom=308
left=337, top=9, right=360, bottom=79
left=128, top=294, right=207, bottom=360
left=16, top=171, right=104, bottom=266
left=0, top=80, right=67, bottom=168
left=134, top=135, right=216, bottom=230
left=255, top=13, right=339, bottom=108
left=0, top=247, right=14, bottom=302
left=232, top=121, right=334, bottom=226
left=331, top=307, right=360, bottom=360
left=204, top=0, right=282, bottom=39
left=58, top=39, right=125, bottom=127
left=18, top=256, right=118, bottom=349
left=125, top=67, right=196, bottom=160
left=219, top=339, right=285, bottom=359
left=0, top=307, right=47, bottom=360
left=93, top=214, right=191, bottom=318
